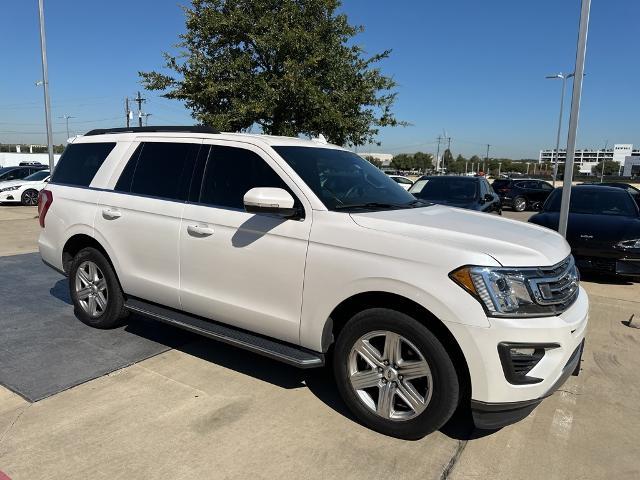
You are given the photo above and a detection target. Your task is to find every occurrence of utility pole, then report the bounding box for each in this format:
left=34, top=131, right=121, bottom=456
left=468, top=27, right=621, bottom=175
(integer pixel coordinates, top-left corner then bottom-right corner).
left=125, top=97, right=131, bottom=128
left=485, top=144, right=490, bottom=173
left=143, top=113, right=152, bottom=126
left=58, top=115, right=75, bottom=141
left=135, top=91, right=146, bottom=128
left=435, top=136, right=442, bottom=174
left=559, top=0, right=590, bottom=238
left=37, top=0, right=55, bottom=171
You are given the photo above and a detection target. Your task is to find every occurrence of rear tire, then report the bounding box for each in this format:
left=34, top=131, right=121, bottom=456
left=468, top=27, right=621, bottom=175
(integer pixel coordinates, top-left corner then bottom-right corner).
left=333, top=308, right=459, bottom=439
left=69, top=247, right=128, bottom=329
left=513, top=196, right=527, bottom=212
left=21, top=189, right=39, bottom=206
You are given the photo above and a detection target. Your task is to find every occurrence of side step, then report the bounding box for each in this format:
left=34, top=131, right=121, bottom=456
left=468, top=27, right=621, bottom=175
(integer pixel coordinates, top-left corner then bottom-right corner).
left=124, top=298, right=324, bottom=368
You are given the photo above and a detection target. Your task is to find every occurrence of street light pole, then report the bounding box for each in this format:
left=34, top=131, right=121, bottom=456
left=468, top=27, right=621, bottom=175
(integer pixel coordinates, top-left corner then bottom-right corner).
left=37, top=0, right=55, bottom=171
left=546, top=72, right=574, bottom=188
left=559, top=0, right=591, bottom=238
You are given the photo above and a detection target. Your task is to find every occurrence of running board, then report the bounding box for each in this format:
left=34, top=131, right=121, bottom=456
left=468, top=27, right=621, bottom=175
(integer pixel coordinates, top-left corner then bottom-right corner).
left=124, top=298, right=324, bottom=368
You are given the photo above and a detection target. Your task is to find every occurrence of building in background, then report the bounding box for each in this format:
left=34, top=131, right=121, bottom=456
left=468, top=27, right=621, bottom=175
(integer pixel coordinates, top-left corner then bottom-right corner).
left=539, top=144, right=640, bottom=175
left=0, top=152, right=60, bottom=168
left=357, top=152, right=393, bottom=167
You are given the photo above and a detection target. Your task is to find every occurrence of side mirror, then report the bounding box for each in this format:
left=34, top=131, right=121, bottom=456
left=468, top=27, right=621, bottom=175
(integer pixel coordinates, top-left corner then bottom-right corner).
left=243, top=187, right=298, bottom=218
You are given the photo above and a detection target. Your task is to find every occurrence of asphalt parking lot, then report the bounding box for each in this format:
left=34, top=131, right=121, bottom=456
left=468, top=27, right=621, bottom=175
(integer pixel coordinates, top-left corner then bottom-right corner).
left=0, top=205, right=638, bottom=479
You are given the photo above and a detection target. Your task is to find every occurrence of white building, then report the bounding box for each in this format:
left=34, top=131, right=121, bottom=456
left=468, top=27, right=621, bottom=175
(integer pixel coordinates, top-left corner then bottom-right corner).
left=539, top=144, right=640, bottom=175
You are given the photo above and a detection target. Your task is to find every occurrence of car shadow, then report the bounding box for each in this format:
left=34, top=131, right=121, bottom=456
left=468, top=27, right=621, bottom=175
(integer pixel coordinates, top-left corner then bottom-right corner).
left=120, top=315, right=500, bottom=440
left=50, top=279, right=72, bottom=305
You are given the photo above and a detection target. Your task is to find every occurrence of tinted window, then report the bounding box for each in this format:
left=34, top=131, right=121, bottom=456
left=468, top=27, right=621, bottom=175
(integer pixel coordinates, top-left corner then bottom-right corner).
left=544, top=189, right=638, bottom=216
left=492, top=179, right=511, bottom=189
left=115, top=142, right=199, bottom=201
left=200, top=146, right=295, bottom=210
left=274, top=146, right=415, bottom=211
left=51, top=142, right=116, bottom=186
left=0, top=168, right=27, bottom=181
left=24, top=171, right=50, bottom=181
left=410, top=177, right=478, bottom=202
left=540, top=182, right=553, bottom=191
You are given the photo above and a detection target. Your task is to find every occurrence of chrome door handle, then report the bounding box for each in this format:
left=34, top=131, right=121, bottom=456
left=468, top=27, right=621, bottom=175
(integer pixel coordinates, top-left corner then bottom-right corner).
left=102, top=208, right=121, bottom=220
left=187, top=224, right=214, bottom=236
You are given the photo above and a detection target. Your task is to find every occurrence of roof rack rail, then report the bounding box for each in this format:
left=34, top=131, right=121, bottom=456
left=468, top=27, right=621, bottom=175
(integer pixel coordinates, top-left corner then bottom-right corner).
left=84, top=126, right=220, bottom=136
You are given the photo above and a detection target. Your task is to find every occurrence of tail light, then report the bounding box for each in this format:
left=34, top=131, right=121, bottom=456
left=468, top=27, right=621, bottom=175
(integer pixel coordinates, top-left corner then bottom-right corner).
left=38, top=189, right=53, bottom=228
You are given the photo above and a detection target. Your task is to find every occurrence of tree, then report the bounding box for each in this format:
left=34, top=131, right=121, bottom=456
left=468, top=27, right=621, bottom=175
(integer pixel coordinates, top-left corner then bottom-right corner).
left=592, top=160, right=619, bottom=176
left=413, top=151, right=433, bottom=171
left=364, top=155, right=383, bottom=169
left=442, top=148, right=454, bottom=168
left=140, top=0, right=405, bottom=146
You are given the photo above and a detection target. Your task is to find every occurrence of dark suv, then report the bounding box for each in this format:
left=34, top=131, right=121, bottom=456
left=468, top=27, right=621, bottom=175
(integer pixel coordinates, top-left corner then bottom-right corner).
left=0, top=165, right=48, bottom=182
left=492, top=178, right=554, bottom=212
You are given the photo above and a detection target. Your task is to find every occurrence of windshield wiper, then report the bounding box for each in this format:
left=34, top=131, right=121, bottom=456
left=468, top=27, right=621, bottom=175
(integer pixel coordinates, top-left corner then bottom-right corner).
left=333, top=202, right=406, bottom=211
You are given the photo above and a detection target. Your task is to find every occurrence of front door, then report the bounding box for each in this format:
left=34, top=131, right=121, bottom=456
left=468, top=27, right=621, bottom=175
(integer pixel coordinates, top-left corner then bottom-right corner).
left=179, top=142, right=312, bottom=344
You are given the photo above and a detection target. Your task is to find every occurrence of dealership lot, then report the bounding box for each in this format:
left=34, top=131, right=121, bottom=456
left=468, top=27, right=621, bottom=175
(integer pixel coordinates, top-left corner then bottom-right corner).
left=0, top=205, right=638, bottom=479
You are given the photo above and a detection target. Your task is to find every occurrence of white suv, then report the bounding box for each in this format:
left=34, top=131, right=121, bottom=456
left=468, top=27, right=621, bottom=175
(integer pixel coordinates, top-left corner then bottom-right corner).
left=38, top=126, right=588, bottom=439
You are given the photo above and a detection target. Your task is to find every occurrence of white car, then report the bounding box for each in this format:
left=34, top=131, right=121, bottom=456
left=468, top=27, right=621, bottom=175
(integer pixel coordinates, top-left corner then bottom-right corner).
left=38, top=127, right=587, bottom=439
left=388, top=175, right=414, bottom=190
left=0, top=170, right=50, bottom=205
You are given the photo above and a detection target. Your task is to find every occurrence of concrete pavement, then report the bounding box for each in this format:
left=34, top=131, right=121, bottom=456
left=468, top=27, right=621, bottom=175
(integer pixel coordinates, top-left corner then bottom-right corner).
left=0, top=205, right=638, bottom=479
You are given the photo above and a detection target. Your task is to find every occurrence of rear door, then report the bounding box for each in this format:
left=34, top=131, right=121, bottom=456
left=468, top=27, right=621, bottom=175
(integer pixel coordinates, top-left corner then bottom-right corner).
left=179, top=141, right=312, bottom=344
left=94, top=139, right=201, bottom=308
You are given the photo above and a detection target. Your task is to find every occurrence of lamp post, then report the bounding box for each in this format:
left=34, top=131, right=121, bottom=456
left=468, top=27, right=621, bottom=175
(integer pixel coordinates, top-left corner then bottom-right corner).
left=37, top=0, right=55, bottom=171
left=558, top=0, right=591, bottom=238
left=546, top=72, right=575, bottom=188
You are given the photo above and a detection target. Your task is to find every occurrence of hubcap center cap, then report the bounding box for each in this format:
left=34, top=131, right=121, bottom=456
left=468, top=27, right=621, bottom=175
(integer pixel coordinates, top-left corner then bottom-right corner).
left=383, top=367, right=398, bottom=382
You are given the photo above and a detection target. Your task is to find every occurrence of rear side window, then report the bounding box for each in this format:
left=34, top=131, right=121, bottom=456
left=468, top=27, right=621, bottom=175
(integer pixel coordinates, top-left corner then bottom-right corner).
left=51, top=142, right=115, bottom=186
left=115, top=142, right=200, bottom=201
left=199, top=146, right=295, bottom=210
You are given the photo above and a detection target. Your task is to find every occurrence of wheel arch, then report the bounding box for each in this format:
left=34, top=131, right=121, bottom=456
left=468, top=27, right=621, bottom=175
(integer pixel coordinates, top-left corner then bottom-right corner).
left=62, top=234, right=119, bottom=281
left=327, top=291, right=472, bottom=401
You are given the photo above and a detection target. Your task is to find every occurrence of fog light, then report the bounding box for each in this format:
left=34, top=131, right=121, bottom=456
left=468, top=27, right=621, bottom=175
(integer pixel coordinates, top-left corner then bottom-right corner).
left=498, top=343, right=559, bottom=385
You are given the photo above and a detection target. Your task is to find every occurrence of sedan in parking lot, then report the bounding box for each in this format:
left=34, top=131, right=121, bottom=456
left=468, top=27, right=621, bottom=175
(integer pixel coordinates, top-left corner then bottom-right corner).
left=529, top=185, right=640, bottom=278
left=493, top=178, right=554, bottom=212
left=388, top=175, right=414, bottom=190
left=408, top=175, right=502, bottom=213
left=581, top=182, right=640, bottom=208
left=0, top=170, right=50, bottom=205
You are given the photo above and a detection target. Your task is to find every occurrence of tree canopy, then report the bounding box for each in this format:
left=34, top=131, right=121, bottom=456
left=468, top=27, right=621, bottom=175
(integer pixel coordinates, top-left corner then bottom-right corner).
left=140, top=0, right=405, bottom=146
left=390, top=151, right=433, bottom=171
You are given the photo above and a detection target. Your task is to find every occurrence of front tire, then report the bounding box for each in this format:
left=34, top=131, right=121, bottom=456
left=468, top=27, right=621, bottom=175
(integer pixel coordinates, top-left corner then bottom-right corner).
left=512, top=196, right=527, bottom=212
left=69, top=247, right=128, bottom=329
left=21, top=189, right=39, bottom=206
left=333, top=308, right=459, bottom=439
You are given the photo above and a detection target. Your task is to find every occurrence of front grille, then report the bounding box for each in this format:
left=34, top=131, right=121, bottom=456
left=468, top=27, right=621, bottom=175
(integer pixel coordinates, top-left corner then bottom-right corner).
left=527, top=256, right=579, bottom=308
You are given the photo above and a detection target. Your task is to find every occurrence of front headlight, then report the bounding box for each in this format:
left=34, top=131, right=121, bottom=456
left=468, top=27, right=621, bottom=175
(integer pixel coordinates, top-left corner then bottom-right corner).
left=450, top=260, right=579, bottom=317
left=0, top=185, right=21, bottom=192
left=616, top=239, right=640, bottom=250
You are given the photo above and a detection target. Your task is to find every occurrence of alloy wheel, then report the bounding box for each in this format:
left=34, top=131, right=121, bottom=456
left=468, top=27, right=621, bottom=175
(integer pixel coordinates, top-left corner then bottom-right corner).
left=23, top=190, right=38, bottom=206
left=514, top=198, right=526, bottom=212
left=75, top=261, right=108, bottom=318
left=348, top=330, right=433, bottom=421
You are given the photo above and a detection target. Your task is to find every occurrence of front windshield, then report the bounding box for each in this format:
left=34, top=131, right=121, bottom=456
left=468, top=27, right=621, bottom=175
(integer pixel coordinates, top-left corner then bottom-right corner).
left=544, top=188, right=638, bottom=217
left=273, top=146, right=421, bottom=211
left=409, top=177, right=477, bottom=202
left=24, top=171, right=50, bottom=181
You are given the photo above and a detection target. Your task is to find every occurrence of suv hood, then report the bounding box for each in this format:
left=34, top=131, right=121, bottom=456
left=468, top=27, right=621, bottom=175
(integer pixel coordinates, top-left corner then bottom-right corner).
left=351, top=205, right=570, bottom=267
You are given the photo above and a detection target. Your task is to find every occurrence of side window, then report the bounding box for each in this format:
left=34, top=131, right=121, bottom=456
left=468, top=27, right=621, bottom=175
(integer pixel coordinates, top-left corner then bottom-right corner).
left=50, top=142, right=116, bottom=186
left=199, top=146, right=299, bottom=210
left=115, top=142, right=200, bottom=201
left=540, top=182, right=553, bottom=191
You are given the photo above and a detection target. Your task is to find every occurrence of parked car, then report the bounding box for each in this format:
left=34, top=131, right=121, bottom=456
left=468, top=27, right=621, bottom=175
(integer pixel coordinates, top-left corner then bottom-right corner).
left=0, top=170, right=50, bottom=205
left=388, top=175, right=414, bottom=190
left=492, top=178, right=554, bottom=212
left=529, top=185, right=640, bottom=278
left=19, top=160, right=46, bottom=167
left=0, top=165, right=48, bottom=183
left=408, top=175, right=502, bottom=213
left=38, top=126, right=587, bottom=439
left=581, top=182, right=640, bottom=208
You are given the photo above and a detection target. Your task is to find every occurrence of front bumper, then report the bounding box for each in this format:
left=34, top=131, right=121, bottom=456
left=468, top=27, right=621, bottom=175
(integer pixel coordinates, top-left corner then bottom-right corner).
left=0, top=191, right=19, bottom=202
left=574, top=249, right=640, bottom=276
left=444, top=286, right=589, bottom=428
left=471, top=339, right=584, bottom=429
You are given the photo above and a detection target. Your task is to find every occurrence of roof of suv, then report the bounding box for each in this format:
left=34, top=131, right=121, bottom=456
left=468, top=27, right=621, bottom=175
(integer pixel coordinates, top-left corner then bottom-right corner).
left=73, top=126, right=344, bottom=150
